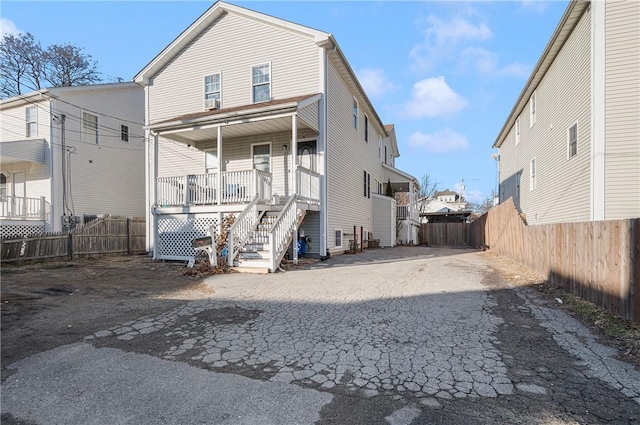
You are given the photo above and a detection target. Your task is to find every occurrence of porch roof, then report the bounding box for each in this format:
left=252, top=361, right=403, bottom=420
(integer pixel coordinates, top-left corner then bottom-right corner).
left=382, top=163, right=418, bottom=190
left=0, top=139, right=47, bottom=165
left=148, top=94, right=321, bottom=144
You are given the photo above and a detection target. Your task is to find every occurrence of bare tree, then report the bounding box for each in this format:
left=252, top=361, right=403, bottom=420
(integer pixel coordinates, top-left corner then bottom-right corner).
left=45, top=43, right=100, bottom=87
left=418, top=173, right=438, bottom=199
left=0, top=33, right=46, bottom=97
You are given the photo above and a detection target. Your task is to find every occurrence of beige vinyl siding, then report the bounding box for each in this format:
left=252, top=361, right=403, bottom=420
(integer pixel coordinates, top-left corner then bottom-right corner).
left=498, top=8, right=591, bottom=225
left=372, top=194, right=394, bottom=247
left=298, top=101, right=319, bottom=132
left=149, top=13, right=319, bottom=123
left=299, top=211, right=320, bottom=255
left=50, top=86, right=145, bottom=221
left=0, top=100, right=50, bottom=143
left=604, top=0, right=640, bottom=219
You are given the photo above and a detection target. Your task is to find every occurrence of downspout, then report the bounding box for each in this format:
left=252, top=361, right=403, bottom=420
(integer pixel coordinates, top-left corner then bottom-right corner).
left=152, top=132, right=159, bottom=260
left=49, top=99, right=57, bottom=232
left=319, top=45, right=330, bottom=258
left=144, top=85, right=151, bottom=253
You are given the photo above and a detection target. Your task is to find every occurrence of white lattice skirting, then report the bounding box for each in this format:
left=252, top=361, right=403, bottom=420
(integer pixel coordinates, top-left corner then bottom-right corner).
left=156, top=214, right=220, bottom=261
left=1, top=223, right=48, bottom=239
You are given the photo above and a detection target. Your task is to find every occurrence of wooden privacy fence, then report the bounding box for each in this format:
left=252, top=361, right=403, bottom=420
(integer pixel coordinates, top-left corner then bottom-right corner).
left=1, top=216, right=146, bottom=262
left=470, top=198, right=640, bottom=323
left=420, top=223, right=469, bottom=246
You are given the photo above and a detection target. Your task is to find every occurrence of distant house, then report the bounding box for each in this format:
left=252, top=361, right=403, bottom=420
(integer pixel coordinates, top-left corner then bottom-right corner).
left=434, top=189, right=467, bottom=210
left=419, top=197, right=471, bottom=224
left=0, top=83, right=145, bottom=237
left=493, top=0, right=639, bottom=224
left=134, top=1, right=418, bottom=271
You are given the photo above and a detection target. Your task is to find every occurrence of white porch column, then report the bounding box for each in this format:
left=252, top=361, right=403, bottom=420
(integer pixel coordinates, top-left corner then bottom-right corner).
left=217, top=126, right=222, bottom=206
left=152, top=133, right=159, bottom=260
left=291, top=114, right=298, bottom=265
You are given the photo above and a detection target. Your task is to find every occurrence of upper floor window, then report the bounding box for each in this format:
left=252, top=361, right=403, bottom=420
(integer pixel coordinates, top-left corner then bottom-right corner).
left=384, top=145, right=388, bottom=165
left=121, top=125, right=129, bottom=142
left=529, top=91, right=536, bottom=128
left=0, top=173, right=6, bottom=196
left=515, top=172, right=521, bottom=199
left=364, top=114, right=369, bottom=142
left=353, top=98, right=358, bottom=130
left=205, top=73, right=221, bottom=103
left=515, top=118, right=520, bottom=146
left=82, top=111, right=98, bottom=144
left=530, top=158, right=537, bottom=191
left=26, top=106, right=37, bottom=138
left=378, top=135, right=382, bottom=159
left=252, top=64, right=271, bottom=103
left=568, top=123, right=578, bottom=158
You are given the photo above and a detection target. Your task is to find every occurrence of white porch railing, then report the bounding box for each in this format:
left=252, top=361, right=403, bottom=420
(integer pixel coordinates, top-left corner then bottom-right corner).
left=396, top=192, right=420, bottom=223
left=296, top=168, right=321, bottom=204
left=156, top=170, right=272, bottom=207
left=227, top=194, right=261, bottom=266
left=268, top=194, right=299, bottom=272
left=0, top=196, right=49, bottom=221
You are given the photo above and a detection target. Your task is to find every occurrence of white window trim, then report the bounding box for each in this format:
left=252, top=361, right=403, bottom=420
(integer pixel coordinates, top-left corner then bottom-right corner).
left=515, top=118, right=520, bottom=146
left=81, top=110, right=99, bottom=144
left=204, top=71, right=222, bottom=104
left=529, top=91, right=536, bottom=128
left=530, top=158, right=537, bottom=191
left=334, top=228, right=343, bottom=249
left=353, top=97, right=359, bottom=131
left=363, top=169, right=371, bottom=198
left=378, top=135, right=382, bottom=159
left=251, top=62, right=271, bottom=103
left=251, top=141, right=272, bottom=173
left=25, top=105, right=37, bottom=138
left=567, top=121, right=578, bottom=159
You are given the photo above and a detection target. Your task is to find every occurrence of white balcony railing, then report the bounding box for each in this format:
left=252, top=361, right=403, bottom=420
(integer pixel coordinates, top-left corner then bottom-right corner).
left=296, top=168, right=321, bottom=204
left=156, top=170, right=272, bottom=207
left=0, top=195, right=49, bottom=221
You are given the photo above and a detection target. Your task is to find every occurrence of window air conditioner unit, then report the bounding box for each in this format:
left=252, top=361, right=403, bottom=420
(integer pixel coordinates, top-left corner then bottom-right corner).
left=204, top=99, right=220, bottom=110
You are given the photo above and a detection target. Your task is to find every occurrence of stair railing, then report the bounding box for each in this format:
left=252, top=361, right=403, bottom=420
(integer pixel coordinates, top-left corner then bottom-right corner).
left=227, top=194, right=260, bottom=266
left=268, top=194, right=298, bottom=272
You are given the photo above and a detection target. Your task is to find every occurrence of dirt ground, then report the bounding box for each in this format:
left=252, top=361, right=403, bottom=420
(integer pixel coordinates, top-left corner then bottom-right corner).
left=1, top=255, right=215, bottom=381
left=2, top=250, right=638, bottom=386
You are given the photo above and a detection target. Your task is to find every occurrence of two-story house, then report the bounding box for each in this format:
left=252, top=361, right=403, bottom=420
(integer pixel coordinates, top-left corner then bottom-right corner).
left=493, top=0, right=639, bottom=225
left=0, top=83, right=145, bottom=237
left=135, top=1, right=418, bottom=271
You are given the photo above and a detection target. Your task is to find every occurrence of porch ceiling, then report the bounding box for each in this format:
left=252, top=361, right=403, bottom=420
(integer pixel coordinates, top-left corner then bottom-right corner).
left=0, top=139, right=47, bottom=165
left=149, top=94, right=320, bottom=144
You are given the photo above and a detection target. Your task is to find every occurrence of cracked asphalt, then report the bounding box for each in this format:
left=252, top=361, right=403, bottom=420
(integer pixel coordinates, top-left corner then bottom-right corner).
left=2, top=247, right=639, bottom=424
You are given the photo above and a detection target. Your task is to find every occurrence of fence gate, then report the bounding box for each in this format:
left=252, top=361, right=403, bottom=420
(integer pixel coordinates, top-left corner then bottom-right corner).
left=420, top=223, right=469, bottom=246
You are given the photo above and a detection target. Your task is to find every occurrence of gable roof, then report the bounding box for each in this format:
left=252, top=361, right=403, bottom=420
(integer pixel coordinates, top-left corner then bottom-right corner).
left=0, top=82, right=140, bottom=108
left=493, top=0, right=590, bottom=148
left=134, top=1, right=330, bottom=85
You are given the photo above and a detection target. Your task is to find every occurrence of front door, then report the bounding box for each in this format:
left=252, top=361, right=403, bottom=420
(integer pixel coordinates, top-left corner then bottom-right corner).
left=297, top=141, right=316, bottom=171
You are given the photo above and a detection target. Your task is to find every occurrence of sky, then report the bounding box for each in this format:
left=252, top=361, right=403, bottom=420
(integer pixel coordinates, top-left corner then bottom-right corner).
left=1, top=0, right=568, bottom=203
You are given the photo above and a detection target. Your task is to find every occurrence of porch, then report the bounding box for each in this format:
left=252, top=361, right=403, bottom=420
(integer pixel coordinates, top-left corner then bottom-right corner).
left=0, top=195, right=50, bottom=238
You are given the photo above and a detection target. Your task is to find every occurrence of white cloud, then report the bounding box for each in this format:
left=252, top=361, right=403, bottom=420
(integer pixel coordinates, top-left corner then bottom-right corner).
left=463, top=189, right=485, bottom=203
left=410, top=14, right=493, bottom=70
left=404, top=76, right=468, bottom=118
left=408, top=129, right=469, bottom=154
left=356, top=68, right=398, bottom=98
left=520, top=0, right=550, bottom=14
left=0, top=18, right=22, bottom=37
left=461, top=47, right=531, bottom=78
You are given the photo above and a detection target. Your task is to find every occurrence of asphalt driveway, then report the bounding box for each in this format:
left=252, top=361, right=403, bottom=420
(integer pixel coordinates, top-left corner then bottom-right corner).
left=2, top=247, right=639, bottom=424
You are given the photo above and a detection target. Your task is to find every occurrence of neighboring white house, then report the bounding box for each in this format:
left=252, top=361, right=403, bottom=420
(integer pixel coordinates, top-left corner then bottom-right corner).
left=0, top=83, right=145, bottom=237
left=134, top=1, right=418, bottom=271
left=493, top=0, right=639, bottom=225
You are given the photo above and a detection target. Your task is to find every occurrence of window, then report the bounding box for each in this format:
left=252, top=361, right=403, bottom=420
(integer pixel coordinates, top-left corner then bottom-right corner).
left=529, top=91, right=536, bottom=128
left=252, top=64, right=271, bottom=103
left=205, top=73, right=221, bottom=101
left=205, top=149, right=218, bottom=173
left=530, top=158, right=536, bottom=191
left=364, top=114, right=369, bottom=142
left=0, top=173, right=6, bottom=196
left=334, top=229, right=343, bottom=248
left=378, top=135, right=382, bottom=159
left=252, top=143, right=271, bottom=173
left=353, top=98, right=358, bottom=130
left=568, top=123, right=578, bottom=158
left=82, top=112, right=98, bottom=144
left=384, top=145, right=388, bottom=165
left=26, top=106, right=37, bottom=138
left=363, top=170, right=370, bottom=198
left=377, top=180, right=383, bottom=195
left=515, top=118, right=520, bottom=146
left=121, top=125, right=129, bottom=142
left=515, top=172, right=521, bottom=199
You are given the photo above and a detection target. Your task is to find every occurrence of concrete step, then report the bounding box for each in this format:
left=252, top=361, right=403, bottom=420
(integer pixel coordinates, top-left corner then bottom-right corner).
left=239, top=250, right=270, bottom=260
left=231, top=266, right=270, bottom=274
left=235, top=258, right=271, bottom=269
